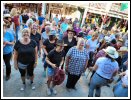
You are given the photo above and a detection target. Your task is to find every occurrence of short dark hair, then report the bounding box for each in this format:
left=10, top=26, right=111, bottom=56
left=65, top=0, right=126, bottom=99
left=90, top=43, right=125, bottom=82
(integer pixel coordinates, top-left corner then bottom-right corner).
left=106, top=54, right=115, bottom=62
left=115, top=34, right=120, bottom=38
left=49, top=35, right=56, bottom=41
left=111, top=39, right=117, bottom=44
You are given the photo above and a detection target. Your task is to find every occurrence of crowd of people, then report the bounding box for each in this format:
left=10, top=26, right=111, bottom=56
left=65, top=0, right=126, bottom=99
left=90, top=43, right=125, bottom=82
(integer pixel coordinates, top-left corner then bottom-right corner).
left=3, top=7, right=128, bottom=97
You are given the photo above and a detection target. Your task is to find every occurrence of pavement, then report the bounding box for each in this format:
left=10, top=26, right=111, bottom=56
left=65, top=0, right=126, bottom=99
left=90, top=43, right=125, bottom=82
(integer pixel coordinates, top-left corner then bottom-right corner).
left=3, top=57, right=119, bottom=97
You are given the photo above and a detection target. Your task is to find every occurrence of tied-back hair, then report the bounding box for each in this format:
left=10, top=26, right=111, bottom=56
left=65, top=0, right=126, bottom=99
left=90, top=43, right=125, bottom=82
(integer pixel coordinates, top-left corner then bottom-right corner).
left=106, top=54, right=115, bottom=62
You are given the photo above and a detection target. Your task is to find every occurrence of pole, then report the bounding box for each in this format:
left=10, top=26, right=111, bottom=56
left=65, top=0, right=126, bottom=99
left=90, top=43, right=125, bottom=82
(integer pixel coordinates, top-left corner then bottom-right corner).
left=81, top=7, right=88, bottom=28
left=42, top=3, right=46, bottom=16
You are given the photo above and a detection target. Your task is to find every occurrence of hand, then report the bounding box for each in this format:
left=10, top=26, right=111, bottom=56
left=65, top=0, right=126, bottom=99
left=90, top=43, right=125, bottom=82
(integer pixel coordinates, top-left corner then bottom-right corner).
left=84, top=67, right=87, bottom=72
left=34, top=63, right=37, bottom=68
left=52, top=64, right=57, bottom=69
left=14, top=63, right=18, bottom=70
left=3, top=41, right=7, bottom=46
left=118, top=73, right=125, bottom=77
left=3, top=44, right=6, bottom=47
left=88, top=67, right=93, bottom=71
left=59, top=65, right=62, bottom=69
left=38, top=52, right=41, bottom=58
left=122, top=83, right=127, bottom=88
left=65, top=65, right=68, bottom=72
left=64, top=44, right=68, bottom=46
left=74, top=36, right=77, bottom=39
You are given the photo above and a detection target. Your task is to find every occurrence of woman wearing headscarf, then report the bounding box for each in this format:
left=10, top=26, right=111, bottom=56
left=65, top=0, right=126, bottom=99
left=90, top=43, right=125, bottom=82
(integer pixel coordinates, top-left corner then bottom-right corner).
left=88, top=46, right=119, bottom=97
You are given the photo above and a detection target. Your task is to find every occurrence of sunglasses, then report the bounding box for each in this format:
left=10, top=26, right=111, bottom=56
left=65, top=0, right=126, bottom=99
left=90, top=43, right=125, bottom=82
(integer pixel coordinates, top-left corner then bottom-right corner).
left=57, top=45, right=64, bottom=47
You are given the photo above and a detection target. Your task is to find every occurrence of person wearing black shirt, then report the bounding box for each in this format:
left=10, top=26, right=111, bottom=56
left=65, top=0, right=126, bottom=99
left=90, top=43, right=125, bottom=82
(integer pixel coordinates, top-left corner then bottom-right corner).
left=30, top=24, right=42, bottom=57
left=63, top=27, right=77, bottom=56
left=22, top=12, right=29, bottom=24
left=45, top=40, right=65, bottom=96
left=14, top=28, right=38, bottom=91
left=42, top=33, right=56, bottom=77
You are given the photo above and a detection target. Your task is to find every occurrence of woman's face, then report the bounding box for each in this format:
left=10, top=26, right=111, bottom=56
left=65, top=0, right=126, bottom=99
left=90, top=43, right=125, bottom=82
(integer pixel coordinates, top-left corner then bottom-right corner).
left=57, top=45, right=64, bottom=51
left=32, top=28, right=37, bottom=33
left=117, top=41, right=123, bottom=48
left=8, top=17, right=12, bottom=22
left=68, top=31, right=74, bottom=38
left=22, top=32, right=30, bottom=40
left=82, top=27, right=86, bottom=32
left=79, top=40, right=85, bottom=48
left=76, top=23, right=79, bottom=27
left=46, top=28, right=50, bottom=33
left=52, top=21, right=56, bottom=26
left=92, top=35, right=98, bottom=40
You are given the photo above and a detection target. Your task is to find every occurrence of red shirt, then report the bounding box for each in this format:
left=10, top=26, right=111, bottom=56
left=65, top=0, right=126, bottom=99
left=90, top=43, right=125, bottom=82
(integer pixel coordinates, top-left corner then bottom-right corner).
left=12, top=16, right=20, bottom=27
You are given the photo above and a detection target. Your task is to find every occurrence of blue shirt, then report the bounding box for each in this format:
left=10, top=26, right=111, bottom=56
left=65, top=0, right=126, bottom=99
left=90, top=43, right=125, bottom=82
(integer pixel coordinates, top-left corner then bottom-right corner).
left=53, top=17, right=59, bottom=25
left=99, top=33, right=105, bottom=40
left=86, top=38, right=98, bottom=52
left=23, top=25, right=28, bottom=29
left=6, top=28, right=15, bottom=37
left=84, top=35, right=92, bottom=40
left=110, top=34, right=115, bottom=41
left=60, top=22, right=69, bottom=34
left=41, top=32, right=49, bottom=42
left=3, top=32, right=14, bottom=54
left=19, top=15, right=23, bottom=24
left=121, top=52, right=128, bottom=64
left=66, top=46, right=89, bottom=75
left=96, top=57, right=119, bottom=79
left=38, top=16, right=45, bottom=25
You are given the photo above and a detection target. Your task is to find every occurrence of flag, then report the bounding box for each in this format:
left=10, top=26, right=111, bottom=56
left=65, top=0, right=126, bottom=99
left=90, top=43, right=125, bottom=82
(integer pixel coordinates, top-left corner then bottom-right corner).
left=120, top=3, right=128, bottom=11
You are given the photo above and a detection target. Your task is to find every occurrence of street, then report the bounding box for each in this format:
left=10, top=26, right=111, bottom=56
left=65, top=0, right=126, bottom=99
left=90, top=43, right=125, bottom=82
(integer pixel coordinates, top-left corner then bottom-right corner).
left=3, top=57, right=117, bottom=97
